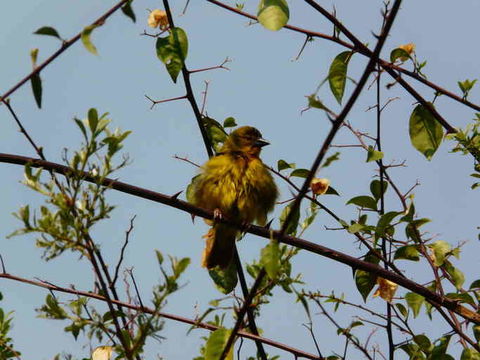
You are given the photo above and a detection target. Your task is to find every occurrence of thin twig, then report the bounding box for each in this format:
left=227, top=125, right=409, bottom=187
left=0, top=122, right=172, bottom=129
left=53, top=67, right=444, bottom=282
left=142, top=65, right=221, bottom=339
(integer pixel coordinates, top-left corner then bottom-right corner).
left=113, top=216, right=137, bottom=287
left=0, top=272, right=321, bottom=360
left=0, top=0, right=131, bottom=101
left=1, top=152, right=479, bottom=324
left=145, top=94, right=187, bottom=110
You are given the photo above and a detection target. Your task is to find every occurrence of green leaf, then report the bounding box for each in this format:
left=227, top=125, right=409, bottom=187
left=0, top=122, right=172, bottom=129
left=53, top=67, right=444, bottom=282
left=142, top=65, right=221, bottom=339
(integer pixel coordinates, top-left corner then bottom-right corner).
left=33, top=26, right=62, bottom=40
left=173, top=257, right=190, bottom=278
left=277, top=159, right=294, bottom=171
left=395, top=303, right=408, bottom=318
left=428, top=240, right=451, bottom=266
left=208, top=261, right=238, bottom=294
left=88, top=108, right=99, bottom=133
left=307, top=94, right=327, bottom=110
left=223, top=117, right=237, bottom=128
left=30, top=73, right=42, bottom=109
left=394, top=245, right=420, bottom=261
left=205, top=328, right=233, bottom=360
left=260, top=240, right=280, bottom=279
left=431, top=335, right=451, bottom=359
left=446, top=292, right=475, bottom=306
left=461, top=349, right=480, bottom=360
left=279, top=202, right=300, bottom=236
left=370, top=180, right=388, bottom=201
left=155, top=250, right=164, bottom=265
left=257, top=0, right=289, bottom=31
left=376, top=211, right=400, bottom=237
left=328, top=51, right=353, bottom=104
left=405, top=292, right=424, bottom=318
left=156, top=27, right=189, bottom=83
left=409, top=103, right=444, bottom=160
left=346, top=195, right=377, bottom=210
left=81, top=25, right=99, bottom=55
left=473, top=325, right=480, bottom=342
left=458, top=79, right=477, bottom=98
left=202, top=117, right=228, bottom=153
left=399, top=343, right=423, bottom=359
left=121, top=0, right=136, bottom=23
left=366, top=146, right=384, bottom=162
left=322, top=152, right=340, bottom=168
left=469, top=279, right=480, bottom=289
left=325, top=186, right=340, bottom=196
left=290, top=168, right=310, bottom=178
left=413, top=334, right=433, bottom=353
left=186, top=175, right=201, bottom=203
left=347, top=223, right=365, bottom=234
left=390, top=48, right=411, bottom=63
left=444, top=261, right=465, bottom=290
left=354, top=251, right=380, bottom=302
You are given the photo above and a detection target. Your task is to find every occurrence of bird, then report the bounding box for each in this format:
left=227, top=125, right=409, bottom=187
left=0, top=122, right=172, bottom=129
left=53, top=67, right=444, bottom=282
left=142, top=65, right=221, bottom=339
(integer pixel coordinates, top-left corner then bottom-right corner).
left=191, top=126, right=278, bottom=269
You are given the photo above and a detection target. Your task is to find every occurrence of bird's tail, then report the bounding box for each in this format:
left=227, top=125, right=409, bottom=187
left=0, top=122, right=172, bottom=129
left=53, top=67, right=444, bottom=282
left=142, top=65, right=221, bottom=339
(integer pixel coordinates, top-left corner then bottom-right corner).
left=202, top=223, right=237, bottom=269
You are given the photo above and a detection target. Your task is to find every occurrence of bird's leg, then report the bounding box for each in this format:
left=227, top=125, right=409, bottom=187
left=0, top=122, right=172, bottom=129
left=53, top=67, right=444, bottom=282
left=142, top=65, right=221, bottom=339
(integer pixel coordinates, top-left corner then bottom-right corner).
left=213, top=208, right=223, bottom=222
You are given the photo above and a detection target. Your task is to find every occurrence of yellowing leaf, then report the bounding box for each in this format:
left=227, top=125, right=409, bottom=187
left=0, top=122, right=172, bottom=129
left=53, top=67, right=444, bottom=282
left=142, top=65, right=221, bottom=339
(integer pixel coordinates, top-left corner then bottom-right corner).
left=81, top=25, right=99, bottom=55
left=260, top=239, right=280, bottom=279
left=30, top=48, right=39, bottom=67
left=205, top=328, right=234, bottom=360
left=257, top=0, right=289, bottom=31
left=92, top=346, right=113, bottom=360
left=373, top=277, right=398, bottom=303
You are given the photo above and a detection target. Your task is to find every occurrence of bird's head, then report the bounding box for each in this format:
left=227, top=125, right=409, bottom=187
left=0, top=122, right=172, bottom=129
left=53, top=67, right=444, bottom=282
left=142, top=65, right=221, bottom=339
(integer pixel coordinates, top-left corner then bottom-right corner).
left=221, top=126, right=270, bottom=157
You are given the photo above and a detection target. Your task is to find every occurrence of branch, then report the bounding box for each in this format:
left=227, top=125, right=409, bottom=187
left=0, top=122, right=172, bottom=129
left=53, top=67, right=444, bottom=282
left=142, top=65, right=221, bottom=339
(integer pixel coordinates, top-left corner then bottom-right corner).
left=1, top=152, right=479, bottom=324
left=0, top=272, right=321, bottom=360
left=0, top=0, right=131, bottom=101
left=162, top=0, right=213, bottom=158
left=220, top=2, right=404, bottom=356
left=206, top=0, right=480, bottom=118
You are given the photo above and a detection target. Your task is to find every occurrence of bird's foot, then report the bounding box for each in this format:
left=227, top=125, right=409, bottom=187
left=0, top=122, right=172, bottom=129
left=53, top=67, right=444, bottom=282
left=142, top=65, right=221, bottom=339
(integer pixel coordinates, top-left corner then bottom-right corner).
left=239, top=220, right=251, bottom=233
left=213, top=208, right=223, bottom=222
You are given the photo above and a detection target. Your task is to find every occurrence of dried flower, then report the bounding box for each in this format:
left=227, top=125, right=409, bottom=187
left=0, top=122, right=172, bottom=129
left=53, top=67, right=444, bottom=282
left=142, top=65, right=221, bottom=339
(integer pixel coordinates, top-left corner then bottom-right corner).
left=148, top=9, right=169, bottom=30
left=311, top=178, right=330, bottom=195
left=92, top=346, right=113, bottom=360
left=373, top=277, right=398, bottom=303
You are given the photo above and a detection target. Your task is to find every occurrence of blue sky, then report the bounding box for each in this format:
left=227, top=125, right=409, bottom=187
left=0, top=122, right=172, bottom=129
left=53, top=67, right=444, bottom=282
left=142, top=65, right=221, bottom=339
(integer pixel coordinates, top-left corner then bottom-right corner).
left=1, top=0, right=480, bottom=359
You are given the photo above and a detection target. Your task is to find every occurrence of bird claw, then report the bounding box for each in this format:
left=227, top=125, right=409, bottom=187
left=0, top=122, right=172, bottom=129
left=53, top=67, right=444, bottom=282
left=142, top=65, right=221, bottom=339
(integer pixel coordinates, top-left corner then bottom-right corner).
left=239, top=221, right=251, bottom=233
left=213, top=208, right=223, bottom=222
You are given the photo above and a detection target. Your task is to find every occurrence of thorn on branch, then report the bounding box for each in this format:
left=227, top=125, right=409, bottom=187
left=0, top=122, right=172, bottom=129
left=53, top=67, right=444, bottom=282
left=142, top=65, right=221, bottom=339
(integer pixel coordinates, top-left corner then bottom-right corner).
left=170, top=190, right=183, bottom=200
left=189, top=57, right=232, bottom=74
left=145, top=94, right=187, bottom=110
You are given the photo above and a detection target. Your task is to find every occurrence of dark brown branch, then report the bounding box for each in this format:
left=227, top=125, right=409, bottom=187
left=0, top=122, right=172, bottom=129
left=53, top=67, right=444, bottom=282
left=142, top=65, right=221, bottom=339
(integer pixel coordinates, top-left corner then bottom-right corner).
left=161, top=3, right=266, bottom=356
left=220, top=3, right=404, bottom=356
left=1, top=152, right=479, bottom=324
left=206, top=0, right=480, bottom=118
left=162, top=0, right=213, bottom=158
left=0, top=272, right=321, bottom=360
left=0, top=0, right=131, bottom=102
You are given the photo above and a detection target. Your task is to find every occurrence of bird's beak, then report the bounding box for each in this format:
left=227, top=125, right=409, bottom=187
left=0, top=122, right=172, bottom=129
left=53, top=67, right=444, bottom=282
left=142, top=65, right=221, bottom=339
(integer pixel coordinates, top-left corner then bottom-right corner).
left=255, top=138, right=270, bottom=147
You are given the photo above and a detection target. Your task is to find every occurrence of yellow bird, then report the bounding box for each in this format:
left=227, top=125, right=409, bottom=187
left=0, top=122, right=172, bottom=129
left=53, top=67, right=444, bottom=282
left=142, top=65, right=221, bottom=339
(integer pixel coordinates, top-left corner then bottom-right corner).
left=192, top=126, right=278, bottom=269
